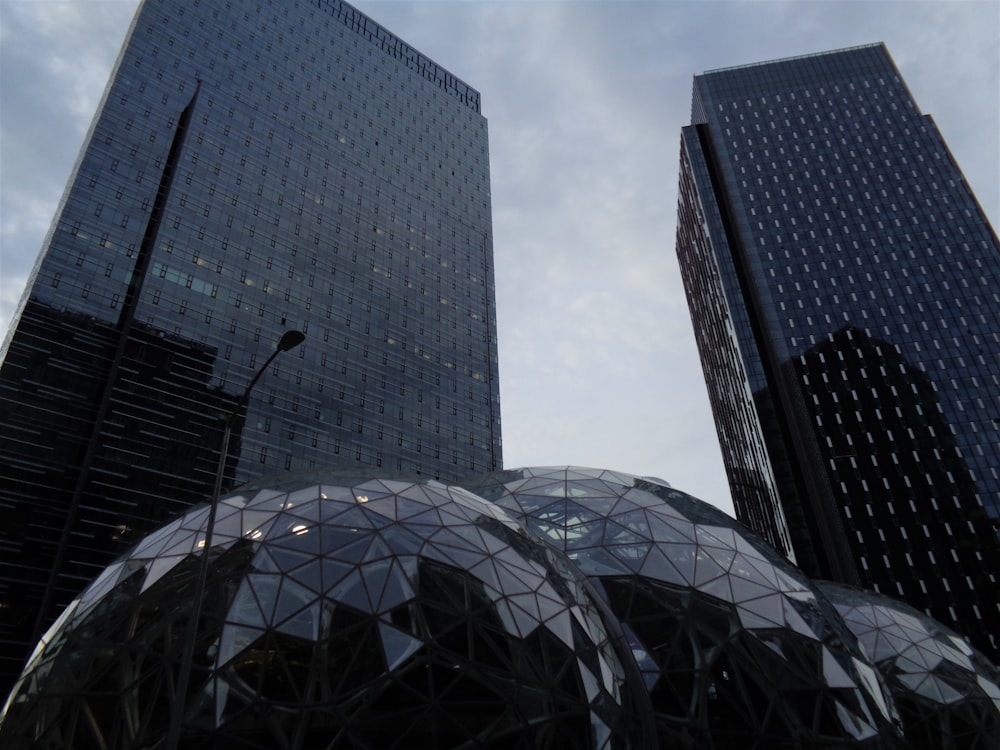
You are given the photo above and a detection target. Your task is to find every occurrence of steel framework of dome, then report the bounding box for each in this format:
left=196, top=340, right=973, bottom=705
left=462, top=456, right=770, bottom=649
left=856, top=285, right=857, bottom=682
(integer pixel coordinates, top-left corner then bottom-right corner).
left=2, top=466, right=997, bottom=750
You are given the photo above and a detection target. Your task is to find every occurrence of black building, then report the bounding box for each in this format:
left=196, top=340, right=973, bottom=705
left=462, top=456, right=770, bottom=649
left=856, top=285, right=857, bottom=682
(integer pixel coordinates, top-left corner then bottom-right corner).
left=674, top=43, right=1000, bottom=660
left=0, top=0, right=500, bottom=691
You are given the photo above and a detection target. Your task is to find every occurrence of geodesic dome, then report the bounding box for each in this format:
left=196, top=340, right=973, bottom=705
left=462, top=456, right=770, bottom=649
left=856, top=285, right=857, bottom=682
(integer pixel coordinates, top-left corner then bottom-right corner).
left=15, top=465, right=989, bottom=749
left=0, top=471, right=643, bottom=750
left=462, top=466, right=904, bottom=749
left=819, top=581, right=1000, bottom=750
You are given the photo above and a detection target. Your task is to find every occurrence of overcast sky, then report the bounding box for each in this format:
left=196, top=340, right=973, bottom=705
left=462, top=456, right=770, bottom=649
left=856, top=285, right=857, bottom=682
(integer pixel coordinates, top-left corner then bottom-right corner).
left=1, top=0, right=998, bottom=517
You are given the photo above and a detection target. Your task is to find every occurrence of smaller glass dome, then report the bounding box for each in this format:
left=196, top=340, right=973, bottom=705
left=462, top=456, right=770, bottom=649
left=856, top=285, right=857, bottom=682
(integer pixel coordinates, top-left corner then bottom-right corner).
left=819, top=581, right=1000, bottom=750
left=463, top=466, right=904, bottom=748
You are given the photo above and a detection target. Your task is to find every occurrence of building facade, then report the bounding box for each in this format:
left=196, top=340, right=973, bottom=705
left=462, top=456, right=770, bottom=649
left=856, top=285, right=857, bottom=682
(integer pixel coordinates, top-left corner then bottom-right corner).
left=0, top=0, right=500, bottom=691
left=675, top=43, right=1000, bottom=660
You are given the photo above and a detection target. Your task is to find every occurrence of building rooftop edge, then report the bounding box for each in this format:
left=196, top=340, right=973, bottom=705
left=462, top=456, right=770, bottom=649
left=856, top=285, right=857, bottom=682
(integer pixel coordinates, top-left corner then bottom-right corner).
left=331, top=0, right=482, bottom=111
left=700, top=41, right=885, bottom=77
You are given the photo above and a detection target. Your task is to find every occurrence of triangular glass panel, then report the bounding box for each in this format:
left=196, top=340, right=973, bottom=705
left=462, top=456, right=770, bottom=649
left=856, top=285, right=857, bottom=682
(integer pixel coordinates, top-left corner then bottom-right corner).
left=247, top=573, right=281, bottom=624
left=267, top=545, right=315, bottom=574
left=728, top=553, right=775, bottom=588
left=131, top=517, right=185, bottom=557
left=695, top=524, right=736, bottom=549
left=226, top=578, right=269, bottom=629
left=528, top=519, right=566, bottom=545
left=378, top=622, right=423, bottom=671
left=514, top=489, right=564, bottom=511
left=575, top=494, right=619, bottom=517
left=535, top=587, right=567, bottom=621
left=423, top=538, right=483, bottom=574
left=738, top=608, right=780, bottom=630
left=852, top=657, right=892, bottom=720
left=211, top=504, right=246, bottom=544
left=656, top=542, right=696, bottom=585
left=401, top=507, right=445, bottom=532
left=328, top=503, right=385, bottom=530
left=782, top=598, right=818, bottom=639
left=241, top=511, right=279, bottom=542
left=280, top=556, right=322, bottom=595
left=356, top=478, right=397, bottom=497
left=361, top=536, right=396, bottom=564
left=245, top=488, right=287, bottom=510
left=775, top=568, right=812, bottom=596
left=372, top=559, right=414, bottom=614
left=313, top=493, right=350, bottom=520
left=699, top=575, right=734, bottom=603
left=507, top=597, right=542, bottom=638
left=976, top=673, right=1000, bottom=701
left=822, top=646, right=857, bottom=689
left=694, top=549, right=728, bottom=587
left=220, top=492, right=247, bottom=508
left=740, top=556, right=781, bottom=590
left=610, top=509, right=654, bottom=538
left=730, top=576, right=779, bottom=604
left=738, top=593, right=785, bottom=627
left=283, top=485, right=322, bottom=509
left=160, top=530, right=203, bottom=558
left=141, top=554, right=187, bottom=592
left=178, top=505, right=211, bottom=532
left=492, top=597, right=518, bottom=638
left=274, top=596, right=321, bottom=642
left=640, top=546, right=687, bottom=587
left=270, top=521, right=322, bottom=556
left=542, top=609, right=574, bottom=650
left=834, top=700, right=878, bottom=741
left=603, top=519, right=647, bottom=547
left=465, top=557, right=502, bottom=594
left=578, top=663, right=601, bottom=702
left=496, top=556, right=546, bottom=593
left=377, top=524, right=423, bottom=555
left=286, top=498, right=323, bottom=525
left=909, top=642, right=944, bottom=672
left=703, top=545, right=737, bottom=572
left=216, top=623, right=266, bottom=668
left=359, top=558, right=393, bottom=613
left=609, top=542, right=651, bottom=570
left=358, top=495, right=398, bottom=521
left=328, top=568, right=369, bottom=612
left=77, top=561, right=126, bottom=611
left=645, top=514, right=696, bottom=544
left=573, top=546, right=631, bottom=577
left=326, top=535, right=376, bottom=565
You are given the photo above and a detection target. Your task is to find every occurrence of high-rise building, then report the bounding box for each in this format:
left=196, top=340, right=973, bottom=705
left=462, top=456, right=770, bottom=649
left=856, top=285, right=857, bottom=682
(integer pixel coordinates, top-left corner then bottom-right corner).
left=0, top=0, right=500, bottom=691
left=675, top=43, right=1000, bottom=660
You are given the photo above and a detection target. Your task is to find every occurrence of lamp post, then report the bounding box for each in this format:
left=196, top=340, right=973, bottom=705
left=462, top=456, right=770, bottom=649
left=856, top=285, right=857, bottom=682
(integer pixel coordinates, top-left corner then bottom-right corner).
left=166, top=329, right=304, bottom=749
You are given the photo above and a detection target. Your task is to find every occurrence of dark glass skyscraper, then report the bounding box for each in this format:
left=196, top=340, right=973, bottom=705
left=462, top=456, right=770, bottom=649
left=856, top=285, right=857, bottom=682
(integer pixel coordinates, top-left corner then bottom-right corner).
left=0, top=0, right=500, bottom=691
left=675, top=43, right=1000, bottom=660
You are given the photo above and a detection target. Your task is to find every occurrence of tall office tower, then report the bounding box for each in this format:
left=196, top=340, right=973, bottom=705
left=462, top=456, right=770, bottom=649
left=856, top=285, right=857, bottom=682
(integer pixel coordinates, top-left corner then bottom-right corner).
left=675, top=43, right=1000, bottom=660
left=0, top=0, right=500, bottom=690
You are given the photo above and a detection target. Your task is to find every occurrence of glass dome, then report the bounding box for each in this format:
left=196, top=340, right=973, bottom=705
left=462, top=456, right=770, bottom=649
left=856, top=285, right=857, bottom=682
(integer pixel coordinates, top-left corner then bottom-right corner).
left=463, top=466, right=905, bottom=748
left=0, top=470, right=642, bottom=749
left=11, top=465, right=989, bottom=749
left=819, top=581, right=1000, bottom=750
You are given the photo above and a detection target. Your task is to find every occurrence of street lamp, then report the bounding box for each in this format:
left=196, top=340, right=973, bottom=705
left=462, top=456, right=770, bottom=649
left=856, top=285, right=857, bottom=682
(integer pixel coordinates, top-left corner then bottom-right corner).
left=166, top=329, right=304, bottom=749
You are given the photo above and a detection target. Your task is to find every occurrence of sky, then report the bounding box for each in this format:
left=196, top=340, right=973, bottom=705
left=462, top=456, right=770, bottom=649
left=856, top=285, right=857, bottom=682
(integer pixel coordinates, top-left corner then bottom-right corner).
left=1, top=0, right=998, bottom=518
